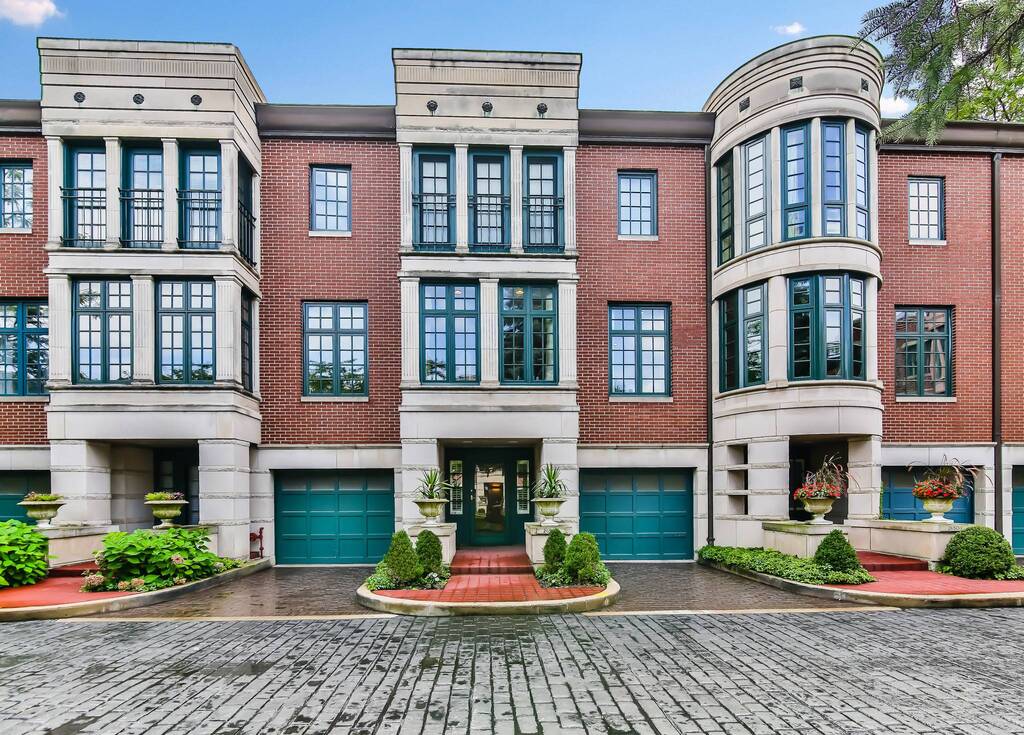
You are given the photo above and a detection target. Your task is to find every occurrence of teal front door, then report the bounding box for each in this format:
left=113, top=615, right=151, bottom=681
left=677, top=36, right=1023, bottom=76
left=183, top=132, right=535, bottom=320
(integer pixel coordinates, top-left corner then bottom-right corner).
left=446, top=449, right=532, bottom=547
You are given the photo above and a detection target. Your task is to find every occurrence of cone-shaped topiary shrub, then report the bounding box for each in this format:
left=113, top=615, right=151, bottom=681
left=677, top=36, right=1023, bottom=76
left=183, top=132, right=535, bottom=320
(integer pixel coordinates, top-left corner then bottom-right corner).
left=941, top=526, right=1021, bottom=579
left=813, top=529, right=862, bottom=572
left=383, top=530, right=423, bottom=584
left=542, top=528, right=567, bottom=572
left=563, top=532, right=610, bottom=585
left=415, top=529, right=444, bottom=575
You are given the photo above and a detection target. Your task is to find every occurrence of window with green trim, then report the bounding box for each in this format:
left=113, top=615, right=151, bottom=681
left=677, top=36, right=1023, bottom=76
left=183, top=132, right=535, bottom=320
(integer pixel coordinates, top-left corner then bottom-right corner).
left=782, top=124, right=809, bottom=241
left=523, top=152, right=563, bottom=249
left=64, top=146, right=106, bottom=247
left=908, top=177, right=943, bottom=240
left=241, top=291, right=254, bottom=393
left=822, top=121, right=846, bottom=236
left=855, top=127, right=870, bottom=240
left=720, top=283, right=766, bottom=392
left=121, top=149, right=163, bottom=248
left=470, top=151, right=508, bottom=247
left=500, top=284, right=557, bottom=384
left=895, top=307, right=952, bottom=397
left=716, top=154, right=734, bottom=264
left=617, top=172, right=657, bottom=236
left=179, top=149, right=221, bottom=248
left=157, top=281, right=215, bottom=384
left=0, top=301, right=47, bottom=396
left=421, top=283, right=479, bottom=383
left=609, top=304, right=669, bottom=395
left=310, top=166, right=351, bottom=233
left=304, top=302, right=368, bottom=396
left=743, top=135, right=769, bottom=249
left=1, top=162, right=32, bottom=230
left=74, top=280, right=131, bottom=384
left=413, top=149, right=454, bottom=248
left=789, top=273, right=865, bottom=381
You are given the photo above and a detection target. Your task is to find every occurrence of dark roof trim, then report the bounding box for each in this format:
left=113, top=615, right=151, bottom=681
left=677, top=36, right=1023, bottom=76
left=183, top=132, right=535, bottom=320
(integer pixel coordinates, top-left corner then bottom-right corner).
left=0, top=100, right=42, bottom=134
left=882, top=118, right=1024, bottom=150
left=579, top=109, right=714, bottom=145
left=257, top=103, right=396, bottom=139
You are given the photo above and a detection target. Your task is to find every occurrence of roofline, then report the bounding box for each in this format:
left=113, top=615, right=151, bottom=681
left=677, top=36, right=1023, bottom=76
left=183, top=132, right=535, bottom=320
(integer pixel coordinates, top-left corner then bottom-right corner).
left=392, top=46, right=582, bottom=61
left=882, top=118, right=1024, bottom=150
left=0, top=99, right=41, bottom=134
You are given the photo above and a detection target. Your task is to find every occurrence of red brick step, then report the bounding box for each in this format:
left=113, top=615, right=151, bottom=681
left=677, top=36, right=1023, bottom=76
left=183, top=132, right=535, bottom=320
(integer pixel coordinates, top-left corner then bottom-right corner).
left=450, top=547, right=534, bottom=575
left=48, top=562, right=99, bottom=578
left=856, top=551, right=929, bottom=572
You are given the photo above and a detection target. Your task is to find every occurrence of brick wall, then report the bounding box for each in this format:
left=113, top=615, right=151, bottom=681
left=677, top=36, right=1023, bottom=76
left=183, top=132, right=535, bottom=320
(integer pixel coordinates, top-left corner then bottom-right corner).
left=1001, top=154, right=1024, bottom=442
left=877, top=150, right=993, bottom=443
left=576, top=144, right=708, bottom=444
left=0, top=134, right=48, bottom=444
left=258, top=139, right=401, bottom=444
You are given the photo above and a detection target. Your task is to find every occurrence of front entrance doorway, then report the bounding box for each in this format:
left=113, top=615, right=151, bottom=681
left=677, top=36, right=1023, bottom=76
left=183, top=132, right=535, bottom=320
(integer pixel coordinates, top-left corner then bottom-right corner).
left=445, top=448, right=533, bottom=547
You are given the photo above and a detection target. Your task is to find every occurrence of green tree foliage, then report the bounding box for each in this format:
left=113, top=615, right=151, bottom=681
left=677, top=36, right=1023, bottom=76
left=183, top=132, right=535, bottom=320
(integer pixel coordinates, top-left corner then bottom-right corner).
left=383, top=530, right=423, bottom=583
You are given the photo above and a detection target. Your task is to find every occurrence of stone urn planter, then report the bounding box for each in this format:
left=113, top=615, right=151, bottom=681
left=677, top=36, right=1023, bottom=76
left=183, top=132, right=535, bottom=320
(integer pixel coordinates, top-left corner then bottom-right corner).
left=17, top=499, right=65, bottom=529
left=801, top=497, right=835, bottom=525
left=922, top=497, right=955, bottom=523
left=145, top=500, right=188, bottom=528
left=413, top=498, right=449, bottom=526
left=532, top=497, right=567, bottom=526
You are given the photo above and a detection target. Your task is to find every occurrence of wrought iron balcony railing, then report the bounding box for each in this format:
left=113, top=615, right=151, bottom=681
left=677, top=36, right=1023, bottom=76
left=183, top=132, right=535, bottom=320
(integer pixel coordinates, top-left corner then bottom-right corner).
left=523, top=194, right=565, bottom=251
left=237, top=200, right=257, bottom=267
left=469, top=193, right=510, bottom=251
left=178, top=189, right=222, bottom=249
left=412, top=192, right=456, bottom=250
left=60, top=187, right=106, bottom=247
left=119, top=188, right=163, bottom=248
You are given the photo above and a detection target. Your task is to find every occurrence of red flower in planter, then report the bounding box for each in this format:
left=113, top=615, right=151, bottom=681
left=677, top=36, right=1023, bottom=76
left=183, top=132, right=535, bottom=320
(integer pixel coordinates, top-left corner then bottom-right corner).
left=911, top=477, right=963, bottom=500
left=792, top=482, right=844, bottom=500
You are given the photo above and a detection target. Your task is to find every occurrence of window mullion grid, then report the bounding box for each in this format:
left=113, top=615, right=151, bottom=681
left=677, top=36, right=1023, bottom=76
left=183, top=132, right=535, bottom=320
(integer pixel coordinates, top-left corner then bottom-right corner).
left=332, top=304, right=343, bottom=395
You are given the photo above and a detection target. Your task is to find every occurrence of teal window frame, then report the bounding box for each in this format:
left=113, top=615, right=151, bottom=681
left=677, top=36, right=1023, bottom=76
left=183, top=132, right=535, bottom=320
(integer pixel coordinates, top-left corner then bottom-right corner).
left=855, top=126, right=870, bottom=240
left=908, top=176, right=944, bottom=241
left=788, top=273, right=866, bottom=381
left=617, top=171, right=658, bottom=236
left=178, top=146, right=221, bottom=248
left=608, top=303, right=670, bottom=396
left=63, top=143, right=106, bottom=247
left=719, top=283, right=766, bottom=392
left=303, top=302, right=369, bottom=397
left=895, top=307, right=953, bottom=397
left=0, top=161, right=33, bottom=230
left=0, top=301, right=48, bottom=396
left=420, top=282, right=480, bottom=384
left=73, top=280, right=132, bottom=384
left=310, top=165, right=351, bottom=233
left=523, top=150, right=564, bottom=251
left=241, top=291, right=254, bottom=393
left=781, top=123, right=809, bottom=241
left=413, top=147, right=455, bottom=250
left=743, top=134, right=769, bottom=250
left=821, top=121, right=846, bottom=237
left=120, top=146, right=163, bottom=248
left=156, top=280, right=216, bottom=385
left=500, top=283, right=558, bottom=385
left=469, top=149, right=510, bottom=250
left=716, top=153, right=734, bottom=264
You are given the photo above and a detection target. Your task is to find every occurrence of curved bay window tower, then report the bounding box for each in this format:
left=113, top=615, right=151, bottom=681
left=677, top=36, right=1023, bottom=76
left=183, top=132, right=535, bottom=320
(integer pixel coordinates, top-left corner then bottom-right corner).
left=704, top=36, right=884, bottom=546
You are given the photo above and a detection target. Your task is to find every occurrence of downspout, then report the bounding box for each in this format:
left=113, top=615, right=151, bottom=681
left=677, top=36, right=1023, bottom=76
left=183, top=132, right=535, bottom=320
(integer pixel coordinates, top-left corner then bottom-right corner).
left=705, top=143, right=715, bottom=546
left=992, top=152, right=1003, bottom=533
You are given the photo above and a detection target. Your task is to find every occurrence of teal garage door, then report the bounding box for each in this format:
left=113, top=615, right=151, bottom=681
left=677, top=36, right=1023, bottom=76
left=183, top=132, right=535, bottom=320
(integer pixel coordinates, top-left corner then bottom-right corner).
left=0, top=471, right=50, bottom=522
left=1013, top=468, right=1024, bottom=555
left=882, top=467, right=974, bottom=524
left=580, top=469, right=693, bottom=560
left=275, top=470, right=394, bottom=564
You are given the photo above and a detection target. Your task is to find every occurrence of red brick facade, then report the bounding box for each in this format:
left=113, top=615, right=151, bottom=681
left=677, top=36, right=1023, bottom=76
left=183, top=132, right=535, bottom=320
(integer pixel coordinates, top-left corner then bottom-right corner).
left=1000, top=154, right=1024, bottom=442
left=0, top=133, right=48, bottom=444
left=575, top=144, right=708, bottom=444
left=258, top=139, right=401, bottom=444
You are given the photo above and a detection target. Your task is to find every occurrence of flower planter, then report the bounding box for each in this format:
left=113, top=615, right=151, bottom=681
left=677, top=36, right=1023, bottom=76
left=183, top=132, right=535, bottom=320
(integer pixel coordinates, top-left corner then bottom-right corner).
left=532, top=497, right=567, bottom=527
left=413, top=498, right=448, bottom=526
left=145, top=500, right=188, bottom=529
left=17, top=500, right=65, bottom=529
left=921, top=497, right=955, bottom=523
left=801, top=497, right=835, bottom=525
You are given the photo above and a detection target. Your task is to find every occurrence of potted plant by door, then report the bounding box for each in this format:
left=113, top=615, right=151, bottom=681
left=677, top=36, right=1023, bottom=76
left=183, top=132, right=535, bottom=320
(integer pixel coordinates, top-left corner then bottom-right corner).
left=532, top=464, right=568, bottom=526
left=17, top=492, right=66, bottom=529
left=792, top=456, right=846, bottom=525
left=144, top=491, right=189, bottom=528
left=912, top=465, right=969, bottom=523
left=412, top=468, right=451, bottom=527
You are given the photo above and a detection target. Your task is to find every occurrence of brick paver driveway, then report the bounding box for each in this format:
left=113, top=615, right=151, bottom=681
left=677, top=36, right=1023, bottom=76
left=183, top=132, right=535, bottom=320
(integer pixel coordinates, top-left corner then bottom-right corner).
left=4, top=608, right=1024, bottom=733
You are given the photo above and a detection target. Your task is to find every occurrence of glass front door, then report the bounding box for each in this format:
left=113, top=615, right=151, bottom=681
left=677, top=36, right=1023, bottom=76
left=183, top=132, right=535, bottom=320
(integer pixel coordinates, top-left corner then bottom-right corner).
left=447, top=449, right=532, bottom=546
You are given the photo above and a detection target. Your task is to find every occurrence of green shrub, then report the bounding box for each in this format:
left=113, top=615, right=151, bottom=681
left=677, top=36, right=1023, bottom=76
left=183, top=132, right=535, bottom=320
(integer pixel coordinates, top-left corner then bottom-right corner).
left=940, top=526, right=1022, bottom=579
left=556, top=532, right=610, bottom=586
left=542, top=528, right=567, bottom=572
left=383, top=530, right=423, bottom=584
left=813, top=530, right=862, bottom=572
left=364, top=560, right=398, bottom=591
left=698, top=545, right=875, bottom=585
left=415, top=530, right=444, bottom=575
left=0, top=520, right=48, bottom=588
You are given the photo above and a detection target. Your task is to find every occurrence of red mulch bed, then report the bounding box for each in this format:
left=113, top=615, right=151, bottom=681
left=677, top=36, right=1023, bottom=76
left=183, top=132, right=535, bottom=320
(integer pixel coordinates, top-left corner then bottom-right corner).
left=0, top=576, right=132, bottom=609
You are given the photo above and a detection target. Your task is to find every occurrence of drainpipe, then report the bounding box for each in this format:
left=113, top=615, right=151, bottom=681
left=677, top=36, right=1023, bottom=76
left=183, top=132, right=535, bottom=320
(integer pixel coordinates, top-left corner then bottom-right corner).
left=992, top=152, right=1003, bottom=533
left=705, top=143, right=715, bottom=546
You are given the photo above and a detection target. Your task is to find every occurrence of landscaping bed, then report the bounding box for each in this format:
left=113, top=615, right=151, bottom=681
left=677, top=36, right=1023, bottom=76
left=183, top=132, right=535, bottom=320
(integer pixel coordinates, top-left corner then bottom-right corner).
left=699, top=531, right=875, bottom=585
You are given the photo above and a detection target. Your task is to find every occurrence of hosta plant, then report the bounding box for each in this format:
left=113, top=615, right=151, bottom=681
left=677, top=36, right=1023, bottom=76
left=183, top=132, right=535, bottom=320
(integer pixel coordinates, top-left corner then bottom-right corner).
left=0, top=520, right=48, bottom=588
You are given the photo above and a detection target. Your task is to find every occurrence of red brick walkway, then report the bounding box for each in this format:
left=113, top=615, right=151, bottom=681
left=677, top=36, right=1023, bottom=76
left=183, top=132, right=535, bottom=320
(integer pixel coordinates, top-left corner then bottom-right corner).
left=830, top=570, right=1024, bottom=596
left=0, top=576, right=132, bottom=609
left=377, top=547, right=602, bottom=603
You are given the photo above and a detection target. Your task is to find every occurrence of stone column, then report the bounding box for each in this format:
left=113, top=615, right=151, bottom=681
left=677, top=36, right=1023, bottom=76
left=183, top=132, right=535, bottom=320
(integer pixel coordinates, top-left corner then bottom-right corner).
left=767, top=275, right=788, bottom=386
left=455, top=144, right=469, bottom=252
left=251, top=172, right=261, bottom=267
left=557, top=279, right=578, bottom=387
left=399, top=143, right=413, bottom=249
left=130, top=275, right=155, bottom=384
left=480, top=278, right=499, bottom=387
left=809, top=118, right=822, bottom=238
left=198, top=439, right=252, bottom=559
left=50, top=441, right=112, bottom=527
left=46, top=136, right=63, bottom=249
left=769, top=126, right=781, bottom=245
left=103, top=137, right=121, bottom=249
left=47, top=275, right=72, bottom=386
left=847, top=436, right=882, bottom=520
left=539, top=438, right=579, bottom=531
left=251, top=297, right=261, bottom=397
left=400, top=277, right=420, bottom=386
left=219, top=139, right=238, bottom=251
left=161, top=138, right=179, bottom=250
left=563, top=146, right=577, bottom=254
left=215, top=275, right=243, bottom=386
left=509, top=145, right=523, bottom=253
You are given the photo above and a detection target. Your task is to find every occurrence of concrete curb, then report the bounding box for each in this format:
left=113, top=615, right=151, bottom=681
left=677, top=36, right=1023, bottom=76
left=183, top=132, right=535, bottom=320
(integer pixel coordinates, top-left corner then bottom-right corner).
left=356, top=578, right=620, bottom=616
left=699, top=559, right=1024, bottom=609
left=0, top=558, right=274, bottom=622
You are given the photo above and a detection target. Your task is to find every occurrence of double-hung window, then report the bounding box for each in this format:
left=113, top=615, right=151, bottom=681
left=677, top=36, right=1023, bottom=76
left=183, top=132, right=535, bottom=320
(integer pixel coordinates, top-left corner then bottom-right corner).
left=895, top=307, right=952, bottom=397
left=743, top=135, right=769, bottom=249
left=821, top=121, right=846, bottom=236
left=789, top=273, right=865, bottom=381
left=470, top=152, right=508, bottom=248
left=0, top=301, right=47, bottom=396
left=74, top=280, right=131, bottom=384
left=241, top=292, right=254, bottom=393
left=157, top=281, right=215, bottom=384
left=121, top=149, right=163, bottom=248
left=421, top=283, right=479, bottom=383
left=855, top=127, right=870, bottom=239
left=717, top=154, right=734, bottom=264
left=617, top=172, right=657, bottom=237
left=414, top=149, right=454, bottom=248
left=179, top=149, right=221, bottom=248
left=0, top=162, right=32, bottom=230
left=719, top=284, right=766, bottom=392
left=304, top=302, right=368, bottom=396
left=64, top=147, right=106, bottom=247
left=523, top=152, right=562, bottom=249
left=908, top=177, right=943, bottom=241
left=609, top=304, right=669, bottom=396
left=781, top=124, right=809, bottom=241
left=500, top=284, right=557, bottom=384
left=310, top=166, right=351, bottom=233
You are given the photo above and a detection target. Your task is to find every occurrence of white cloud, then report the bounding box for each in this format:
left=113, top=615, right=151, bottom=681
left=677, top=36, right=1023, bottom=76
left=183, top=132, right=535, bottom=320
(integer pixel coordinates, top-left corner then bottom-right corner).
left=880, top=95, right=912, bottom=117
left=771, top=21, right=806, bottom=36
left=0, top=0, right=63, bottom=26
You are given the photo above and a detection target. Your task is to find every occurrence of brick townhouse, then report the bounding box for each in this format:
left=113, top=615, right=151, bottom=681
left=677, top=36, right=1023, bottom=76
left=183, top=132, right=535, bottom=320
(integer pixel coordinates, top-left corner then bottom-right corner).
left=0, top=34, right=1021, bottom=564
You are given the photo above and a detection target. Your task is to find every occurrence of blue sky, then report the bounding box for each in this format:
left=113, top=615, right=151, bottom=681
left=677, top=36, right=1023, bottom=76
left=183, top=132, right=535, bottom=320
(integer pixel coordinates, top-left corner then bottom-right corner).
left=0, top=0, right=897, bottom=112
